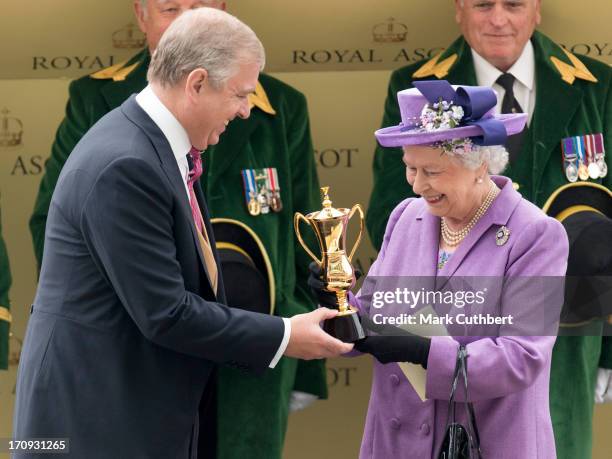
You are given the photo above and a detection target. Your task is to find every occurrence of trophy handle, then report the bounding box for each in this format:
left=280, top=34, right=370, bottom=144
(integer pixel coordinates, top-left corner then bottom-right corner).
left=347, top=204, right=365, bottom=263
left=294, top=212, right=322, bottom=265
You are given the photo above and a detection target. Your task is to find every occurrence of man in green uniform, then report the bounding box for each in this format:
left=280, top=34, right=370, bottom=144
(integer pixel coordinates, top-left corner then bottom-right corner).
left=0, top=201, right=11, bottom=370
left=29, top=1, right=326, bottom=458
left=366, top=1, right=611, bottom=457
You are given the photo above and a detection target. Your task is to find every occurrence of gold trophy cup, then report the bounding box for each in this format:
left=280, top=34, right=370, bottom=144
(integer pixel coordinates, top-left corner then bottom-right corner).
left=294, top=187, right=366, bottom=342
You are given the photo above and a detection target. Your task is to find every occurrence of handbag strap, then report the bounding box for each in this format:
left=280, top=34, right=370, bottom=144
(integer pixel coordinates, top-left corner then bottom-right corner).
left=459, top=346, right=482, bottom=458
left=445, top=345, right=465, bottom=425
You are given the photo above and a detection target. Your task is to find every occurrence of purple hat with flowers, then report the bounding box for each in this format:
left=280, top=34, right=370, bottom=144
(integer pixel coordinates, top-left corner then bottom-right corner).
left=375, top=80, right=527, bottom=154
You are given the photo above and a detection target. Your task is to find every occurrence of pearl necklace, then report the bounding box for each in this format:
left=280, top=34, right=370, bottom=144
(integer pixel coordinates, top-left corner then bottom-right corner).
left=440, top=183, right=499, bottom=247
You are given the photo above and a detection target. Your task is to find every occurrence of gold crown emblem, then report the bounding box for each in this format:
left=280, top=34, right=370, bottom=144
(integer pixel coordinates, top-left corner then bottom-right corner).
left=112, top=23, right=146, bottom=49
left=0, top=108, right=23, bottom=147
left=372, top=18, right=408, bottom=43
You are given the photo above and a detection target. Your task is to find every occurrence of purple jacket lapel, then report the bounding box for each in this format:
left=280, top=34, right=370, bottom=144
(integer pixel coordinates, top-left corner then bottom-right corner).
left=436, top=177, right=522, bottom=287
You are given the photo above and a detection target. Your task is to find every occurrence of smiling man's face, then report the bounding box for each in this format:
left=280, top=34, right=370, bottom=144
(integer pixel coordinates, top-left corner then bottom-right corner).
left=455, top=0, right=541, bottom=71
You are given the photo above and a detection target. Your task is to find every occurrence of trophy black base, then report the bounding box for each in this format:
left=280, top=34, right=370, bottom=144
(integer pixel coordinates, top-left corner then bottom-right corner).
left=323, top=310, right=365, bottom=343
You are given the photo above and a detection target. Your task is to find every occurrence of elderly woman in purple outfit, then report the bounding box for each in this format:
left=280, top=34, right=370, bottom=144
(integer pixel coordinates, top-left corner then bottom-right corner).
left=310, top=81, right=569, bottom=458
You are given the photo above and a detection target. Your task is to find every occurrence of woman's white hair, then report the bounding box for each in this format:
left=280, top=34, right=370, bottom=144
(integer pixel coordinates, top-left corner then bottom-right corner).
left=147, top=8, right=265, bottom=89
left=447, top=144, right=509, bottom=175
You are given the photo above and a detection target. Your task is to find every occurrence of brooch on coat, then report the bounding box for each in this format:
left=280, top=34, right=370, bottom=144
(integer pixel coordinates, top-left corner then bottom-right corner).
left=495, top=226, right=510, bottom=246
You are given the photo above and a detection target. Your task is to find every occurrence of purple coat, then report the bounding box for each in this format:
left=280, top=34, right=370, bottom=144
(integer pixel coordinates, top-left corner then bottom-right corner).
left=354, top=176, right=568, bottom=458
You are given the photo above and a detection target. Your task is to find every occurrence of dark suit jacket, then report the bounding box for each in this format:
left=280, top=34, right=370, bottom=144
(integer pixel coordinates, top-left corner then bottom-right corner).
left=0, top=200, right=10, bottom=370
left=13, top=96, right=285, bottom=459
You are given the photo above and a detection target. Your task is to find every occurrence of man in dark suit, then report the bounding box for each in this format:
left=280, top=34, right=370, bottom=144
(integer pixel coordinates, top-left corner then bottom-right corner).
left=12, top=8, right=351, bottom=458
left=29, top=2, right=329, bottom=457
left=0, top=199, right=10, bottom=370
left=366, top=1, right=611, bottom=457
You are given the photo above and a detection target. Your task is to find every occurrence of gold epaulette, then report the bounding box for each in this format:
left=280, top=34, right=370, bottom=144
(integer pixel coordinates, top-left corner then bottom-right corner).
left=551, top=48, right=598, bottom=85
left=90, top=60, right=140, bottom=82
left=412, top=52, right=458, bottom=79
left=248, top=81, right=276, bottom=115
left=0, top=306, right=11, bottom=324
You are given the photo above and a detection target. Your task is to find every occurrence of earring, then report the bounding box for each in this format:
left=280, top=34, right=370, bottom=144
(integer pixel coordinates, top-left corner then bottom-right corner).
left=476, top=177, right=483, bottom=184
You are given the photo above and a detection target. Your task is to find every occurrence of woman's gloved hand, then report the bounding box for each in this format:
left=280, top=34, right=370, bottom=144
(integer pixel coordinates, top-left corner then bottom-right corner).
left=307, top=262, right=363, bottom=309
left=306, top=261, right=340, bottom=308
left=354, top=335, right=431, bottom=369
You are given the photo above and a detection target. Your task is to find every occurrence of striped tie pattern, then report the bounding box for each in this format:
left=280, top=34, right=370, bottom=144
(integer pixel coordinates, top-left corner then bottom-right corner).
left=187, top=147, right=218, bottom=293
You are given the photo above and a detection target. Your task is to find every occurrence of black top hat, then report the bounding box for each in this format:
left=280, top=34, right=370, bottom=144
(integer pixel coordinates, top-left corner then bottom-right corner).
left=542, top=182, right=612, bottom=326
left=211, top=218, right=275, bottom=315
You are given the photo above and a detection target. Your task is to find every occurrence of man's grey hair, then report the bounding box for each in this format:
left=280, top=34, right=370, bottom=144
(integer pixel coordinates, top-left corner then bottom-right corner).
left=147, top=8, right=265, bottom=88
left=447, top=144, right=509, bottom=175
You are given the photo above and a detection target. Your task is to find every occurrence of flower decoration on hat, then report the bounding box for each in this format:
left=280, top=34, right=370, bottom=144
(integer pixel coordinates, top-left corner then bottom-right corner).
left=418, top=98, right=474, bottom=154
left=412, top=80, right=506, bottom=154
left=375, top=80, right=528, bottom=151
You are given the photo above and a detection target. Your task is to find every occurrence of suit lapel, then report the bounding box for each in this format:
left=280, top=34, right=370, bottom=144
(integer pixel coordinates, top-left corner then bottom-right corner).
left=436, top=178, right=521, bottom=289
left=413, top=208, right=441, bottom=278
left=121, top=96, right=217, bottom=298
left=444, top=37, right=478, bottom=86
left=529, top=32, right=583, bottom=194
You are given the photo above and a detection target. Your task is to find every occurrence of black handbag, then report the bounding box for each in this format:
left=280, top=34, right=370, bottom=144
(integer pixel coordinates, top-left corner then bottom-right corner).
left=437, top=345, right=482, bottom=459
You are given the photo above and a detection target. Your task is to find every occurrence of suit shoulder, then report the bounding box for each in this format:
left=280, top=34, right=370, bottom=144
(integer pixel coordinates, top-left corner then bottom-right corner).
left=67, top=50, right=148, bottom=97
left=510, top=197, right=566, bottom=240
left=573, top=53, right=612, bottom=84
left=258, top=73, right=307, bottom=104
left=68, top=70, right=109, bottom=95
left=388, top=197, right=421, bottom=229
left=388, top=36, right=466, bottom=88
left=535, top=31, right=611, bottom=88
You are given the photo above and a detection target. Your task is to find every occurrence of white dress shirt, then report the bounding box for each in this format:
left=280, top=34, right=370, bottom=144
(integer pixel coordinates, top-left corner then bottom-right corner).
left=472, top=41, right=536, bottom=125
left=135, top=85, right=290, bottom=368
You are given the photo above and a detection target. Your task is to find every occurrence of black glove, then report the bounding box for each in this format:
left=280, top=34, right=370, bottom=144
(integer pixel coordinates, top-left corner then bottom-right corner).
left=307, top=262, right=363, bottom=308
left=307, top=262, right=339, bottom=308
left=355, top=335, right=431, bottom=369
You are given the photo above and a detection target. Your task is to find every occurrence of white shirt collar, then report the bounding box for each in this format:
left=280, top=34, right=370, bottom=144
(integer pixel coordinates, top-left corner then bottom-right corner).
left=135, top=85, right=192, bottom=164
left=471, top=40, right=535, bottom=91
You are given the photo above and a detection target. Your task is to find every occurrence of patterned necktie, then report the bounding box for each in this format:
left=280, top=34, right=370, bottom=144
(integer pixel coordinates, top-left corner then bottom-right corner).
left=187, top=147, right=204, bottom=233
left=186, top=147, right=218, bottom=293
left=496, top=73, right=526, bottom=164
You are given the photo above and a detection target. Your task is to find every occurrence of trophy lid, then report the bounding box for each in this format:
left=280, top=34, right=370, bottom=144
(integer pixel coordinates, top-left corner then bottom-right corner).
left=312, top=186, right=347, bottom=220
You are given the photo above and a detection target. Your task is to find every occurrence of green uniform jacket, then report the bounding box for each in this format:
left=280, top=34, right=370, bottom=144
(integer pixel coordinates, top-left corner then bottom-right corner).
left=366, top=31, right=612, bottom=459
left=29, top=49, right=327, bottom=459
left=0, top=201, right=11, bottom=370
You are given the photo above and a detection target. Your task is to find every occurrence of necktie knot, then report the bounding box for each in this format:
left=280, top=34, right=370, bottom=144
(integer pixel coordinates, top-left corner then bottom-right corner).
left=496, top=73, right=516, bottom=92
left=187, top=147, right=202, bottom=184
left=495, top=73, right=525, bottom=164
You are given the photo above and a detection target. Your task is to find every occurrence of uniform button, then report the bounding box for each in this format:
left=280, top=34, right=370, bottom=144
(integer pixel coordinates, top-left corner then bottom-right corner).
left=390, top=418, right=401, bottom=430
left=512, top=182, right=520, bottom=191
left=389, top=374, right=400, bottom=386
left=420, top=422, right=431, bottom=435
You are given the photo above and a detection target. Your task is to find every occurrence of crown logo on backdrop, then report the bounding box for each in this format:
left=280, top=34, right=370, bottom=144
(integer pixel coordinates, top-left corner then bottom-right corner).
left=0, top=108, right=23, bottom=147
left=372, top=18, right=408, bottom=43
left=112, top=23, right=146, bottom=49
